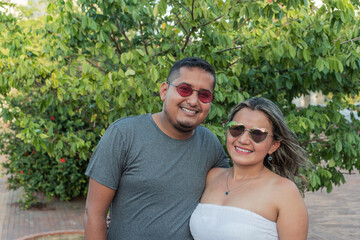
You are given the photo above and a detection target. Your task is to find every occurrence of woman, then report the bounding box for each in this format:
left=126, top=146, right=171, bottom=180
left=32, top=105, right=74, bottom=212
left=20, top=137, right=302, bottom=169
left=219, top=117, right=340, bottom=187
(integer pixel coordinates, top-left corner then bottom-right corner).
left=190, top=97, right=310, bottom=240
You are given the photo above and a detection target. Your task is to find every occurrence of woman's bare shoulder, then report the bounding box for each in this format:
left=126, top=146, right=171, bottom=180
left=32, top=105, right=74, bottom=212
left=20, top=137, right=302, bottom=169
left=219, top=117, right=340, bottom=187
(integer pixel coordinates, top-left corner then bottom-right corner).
left=267, top=174, right=304, bottom=205
left=206, top=167, right=228, bottom=183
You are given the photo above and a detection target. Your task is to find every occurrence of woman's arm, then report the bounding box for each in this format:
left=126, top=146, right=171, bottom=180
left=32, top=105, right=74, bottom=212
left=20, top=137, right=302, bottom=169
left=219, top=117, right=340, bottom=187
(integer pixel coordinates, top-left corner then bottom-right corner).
left=276, top=180, right=308, bottom=240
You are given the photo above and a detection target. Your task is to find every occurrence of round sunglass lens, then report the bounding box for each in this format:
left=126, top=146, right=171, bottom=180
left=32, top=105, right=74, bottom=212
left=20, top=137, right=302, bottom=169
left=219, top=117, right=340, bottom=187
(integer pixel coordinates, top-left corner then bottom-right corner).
left=199, top=92, right=213, bottom=103
left=177, top=84, right=192, bottom=96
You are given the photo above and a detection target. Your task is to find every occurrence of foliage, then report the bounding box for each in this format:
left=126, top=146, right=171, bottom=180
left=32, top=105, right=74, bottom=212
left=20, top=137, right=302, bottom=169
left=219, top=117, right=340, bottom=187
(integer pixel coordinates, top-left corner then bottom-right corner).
left=1, top=0, right=360, bottom=208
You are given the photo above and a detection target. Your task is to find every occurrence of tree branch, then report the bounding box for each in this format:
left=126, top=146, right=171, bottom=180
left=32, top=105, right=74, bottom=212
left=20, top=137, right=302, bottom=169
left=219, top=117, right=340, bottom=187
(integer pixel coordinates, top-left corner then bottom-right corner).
left=341, top=37, right=360, bottom=45
left=114, top=16, right=131, bottom=45
left=191, top=0, right=195, bottom=20
left=174, top=12, right=188, bottom=35
left=86, top=59, right=106, bottom=73
left=227, top=57, right=242, bottom=68
left=152, top=48, right=171, bottom=58
left=109, top=31, right=122, bottom=56
left=175, top=1, right=191, bottom=14
left=122, top=30, right=131, bottom=45
left=181, top=27, right=195, bottom=53
left=197, top=15, right=223, bottom=28
left=216, top=46, right=243, bottom=54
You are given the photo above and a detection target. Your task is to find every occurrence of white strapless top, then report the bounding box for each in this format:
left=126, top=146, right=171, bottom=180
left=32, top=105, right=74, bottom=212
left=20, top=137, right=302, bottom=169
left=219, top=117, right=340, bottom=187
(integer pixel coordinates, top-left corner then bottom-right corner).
left=190, top=203, right=278, bottom=240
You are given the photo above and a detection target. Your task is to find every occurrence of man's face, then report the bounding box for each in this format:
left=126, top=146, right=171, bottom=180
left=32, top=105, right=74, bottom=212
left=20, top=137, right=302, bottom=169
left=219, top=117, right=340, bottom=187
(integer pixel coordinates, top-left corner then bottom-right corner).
left=160, top=67, right=215, bottom=134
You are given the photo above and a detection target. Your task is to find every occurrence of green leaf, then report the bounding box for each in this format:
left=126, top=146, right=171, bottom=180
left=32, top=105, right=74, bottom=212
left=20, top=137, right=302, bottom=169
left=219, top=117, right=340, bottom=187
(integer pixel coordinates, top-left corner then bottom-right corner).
left=136, top=49, right=145, bottom=57
left=329, top=159, right=336, bottom=167
left=121, top=54, right=127, bottom=65
left=56, top=39, right=67, bottom=51
left=125, top=69, right=135, bottom=76
left=56, top=141, right=64, bottom=150
left=337, top=60, right=343, bottom=73
left=57, top=87, right=65, bottom=102
left=289, top=45, right=296, bottom=59
left=153, top=4, right=159, bottom=17
left=285, top=80, right=293, bottom=89
left=89, top=19, right=98, bottom=31
left=39, top=133, right=49, bottom=139
left=150, top=67, right=159, bottom=82
left=303, top=49, right=310, bottom=62
left=136, top=86, right=142, bottom=97
left=335, top=140, right=342, bottom=152
left=315, top=58, right=324, bottom=71
left=310, top=174, right=317, bottom=188
left=65, top=1, right=73, bottom=11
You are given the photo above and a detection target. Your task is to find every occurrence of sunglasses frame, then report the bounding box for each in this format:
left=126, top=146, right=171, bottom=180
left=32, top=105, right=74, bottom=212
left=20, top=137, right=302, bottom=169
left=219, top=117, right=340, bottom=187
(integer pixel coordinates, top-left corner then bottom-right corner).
left=167, top=81, right=214, bottom=103
left=227, top=121, right=273, bottom=143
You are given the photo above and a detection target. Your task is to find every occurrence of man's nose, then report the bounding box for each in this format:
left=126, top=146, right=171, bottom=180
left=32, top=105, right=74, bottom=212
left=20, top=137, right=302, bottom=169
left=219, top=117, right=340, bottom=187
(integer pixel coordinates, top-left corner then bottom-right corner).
left=186, top=91, right=200, bottom=105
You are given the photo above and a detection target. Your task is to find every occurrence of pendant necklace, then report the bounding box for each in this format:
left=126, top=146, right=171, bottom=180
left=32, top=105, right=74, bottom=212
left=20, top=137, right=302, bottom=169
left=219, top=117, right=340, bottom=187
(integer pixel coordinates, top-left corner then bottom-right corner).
left=225, top=166, right=265, bottom=196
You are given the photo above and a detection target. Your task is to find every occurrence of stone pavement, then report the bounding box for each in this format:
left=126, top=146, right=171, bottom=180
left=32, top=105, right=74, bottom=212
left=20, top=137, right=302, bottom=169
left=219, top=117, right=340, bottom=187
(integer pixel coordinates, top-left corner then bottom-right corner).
left=0, top=153, right=84, bottom=240
left=305, top=172, right=360, bottom=240
left=0, top=147, right=359, bottom=239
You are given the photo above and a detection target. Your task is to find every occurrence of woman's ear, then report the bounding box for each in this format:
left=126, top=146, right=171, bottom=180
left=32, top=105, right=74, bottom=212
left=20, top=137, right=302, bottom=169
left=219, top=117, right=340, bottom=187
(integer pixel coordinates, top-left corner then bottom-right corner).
left=269, top=140, right=280, bottom=155
left=159, top=82, right=168, bottom=101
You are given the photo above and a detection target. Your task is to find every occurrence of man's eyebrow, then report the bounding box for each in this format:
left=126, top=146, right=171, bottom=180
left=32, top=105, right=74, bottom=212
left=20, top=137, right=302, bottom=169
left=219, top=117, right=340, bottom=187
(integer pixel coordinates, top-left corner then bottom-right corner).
left=178, top=82, right=212, bottom=91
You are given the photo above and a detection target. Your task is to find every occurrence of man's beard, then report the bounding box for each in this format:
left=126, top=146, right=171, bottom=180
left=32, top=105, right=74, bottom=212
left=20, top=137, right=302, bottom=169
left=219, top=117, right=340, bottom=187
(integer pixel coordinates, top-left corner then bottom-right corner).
left=164, top=110, right=196, bottom=133
left=173, top=120, right=195, bottom=133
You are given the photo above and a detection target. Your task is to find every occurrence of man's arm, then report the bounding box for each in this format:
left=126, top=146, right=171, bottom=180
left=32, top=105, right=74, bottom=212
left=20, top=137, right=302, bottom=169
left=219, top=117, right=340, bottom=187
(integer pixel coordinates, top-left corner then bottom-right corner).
left=84, top=178, right=116, bottom=240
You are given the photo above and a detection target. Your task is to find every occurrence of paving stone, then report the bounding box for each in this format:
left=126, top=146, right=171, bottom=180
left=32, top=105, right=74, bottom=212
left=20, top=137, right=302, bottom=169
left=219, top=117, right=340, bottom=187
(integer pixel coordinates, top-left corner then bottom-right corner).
left=305, top=173, right=360, bottom=240
left=0, top=165, right=85, bottom=239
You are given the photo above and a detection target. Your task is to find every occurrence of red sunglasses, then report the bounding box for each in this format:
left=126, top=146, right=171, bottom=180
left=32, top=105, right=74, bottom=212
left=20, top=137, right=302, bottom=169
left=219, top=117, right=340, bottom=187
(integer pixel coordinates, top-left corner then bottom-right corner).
left=167, top=82, right=214, bottom=103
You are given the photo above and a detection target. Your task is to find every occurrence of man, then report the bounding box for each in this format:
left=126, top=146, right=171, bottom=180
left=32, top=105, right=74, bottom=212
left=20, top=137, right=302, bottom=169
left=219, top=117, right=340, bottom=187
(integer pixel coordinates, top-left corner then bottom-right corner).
left=84, top=57, right=229, bottom=239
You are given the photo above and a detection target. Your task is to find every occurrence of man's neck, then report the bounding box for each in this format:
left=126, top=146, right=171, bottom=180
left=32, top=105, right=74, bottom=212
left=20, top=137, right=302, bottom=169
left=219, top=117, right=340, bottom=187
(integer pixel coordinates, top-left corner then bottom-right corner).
left=152, top=112, right=194, bottom=140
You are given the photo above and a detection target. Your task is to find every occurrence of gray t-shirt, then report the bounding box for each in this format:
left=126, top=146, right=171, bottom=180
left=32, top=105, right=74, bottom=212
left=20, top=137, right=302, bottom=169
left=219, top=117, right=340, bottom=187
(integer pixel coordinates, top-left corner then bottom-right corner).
left=86, top=114, right=229, bottom=240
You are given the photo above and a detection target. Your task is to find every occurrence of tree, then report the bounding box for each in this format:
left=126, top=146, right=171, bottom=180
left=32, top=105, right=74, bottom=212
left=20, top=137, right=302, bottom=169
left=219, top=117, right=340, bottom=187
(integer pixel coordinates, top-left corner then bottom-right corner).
left=1, top=0, right=359, bottom=208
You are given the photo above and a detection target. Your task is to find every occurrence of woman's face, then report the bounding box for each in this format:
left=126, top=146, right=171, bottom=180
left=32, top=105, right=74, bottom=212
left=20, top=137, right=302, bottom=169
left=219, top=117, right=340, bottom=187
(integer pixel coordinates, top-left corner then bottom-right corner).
left=227, top=107, right=280, bottom=167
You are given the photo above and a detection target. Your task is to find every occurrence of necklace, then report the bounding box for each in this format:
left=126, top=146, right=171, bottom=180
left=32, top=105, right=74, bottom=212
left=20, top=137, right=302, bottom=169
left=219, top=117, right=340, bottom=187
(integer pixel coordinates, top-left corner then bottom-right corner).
left=225, top=166, right=265, bottom=195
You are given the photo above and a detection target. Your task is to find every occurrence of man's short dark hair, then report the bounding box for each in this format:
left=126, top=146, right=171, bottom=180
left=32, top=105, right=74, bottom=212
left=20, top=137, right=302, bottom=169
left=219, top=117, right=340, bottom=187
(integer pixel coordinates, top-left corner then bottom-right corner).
left=166, top=57, right=216, bottom=89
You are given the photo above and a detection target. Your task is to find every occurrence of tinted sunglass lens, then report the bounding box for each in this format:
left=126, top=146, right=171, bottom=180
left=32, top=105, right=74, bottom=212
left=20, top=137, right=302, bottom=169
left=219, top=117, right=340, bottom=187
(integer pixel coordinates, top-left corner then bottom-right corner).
left=250, top=130, right=267, bottom=143
left=229, top=126, right=245, bottom=137
left=177, top=84, right=192, bottom=96
left=199, top=91, right=213, bottom=103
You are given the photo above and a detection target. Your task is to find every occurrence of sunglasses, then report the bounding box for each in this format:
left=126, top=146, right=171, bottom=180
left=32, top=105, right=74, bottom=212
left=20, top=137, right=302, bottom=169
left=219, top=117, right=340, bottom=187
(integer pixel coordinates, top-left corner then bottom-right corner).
left=227, top=121, right=273, bottom=143
left=167, top=82, right=214, bottom=103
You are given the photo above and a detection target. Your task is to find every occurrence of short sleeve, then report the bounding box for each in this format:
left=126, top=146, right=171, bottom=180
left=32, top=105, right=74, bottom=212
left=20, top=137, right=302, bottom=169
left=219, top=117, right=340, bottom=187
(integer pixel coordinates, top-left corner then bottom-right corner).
left=214, top=139, right=230, bottom=168
left=85, top=123, right=127, bottom=190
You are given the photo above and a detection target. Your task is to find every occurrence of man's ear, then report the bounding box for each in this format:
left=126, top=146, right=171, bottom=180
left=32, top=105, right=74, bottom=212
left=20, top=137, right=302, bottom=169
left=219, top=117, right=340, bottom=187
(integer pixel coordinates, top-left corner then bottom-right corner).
left=269, top=140, right=280, bottom=155
left=160, top=82, right=168, bottom=101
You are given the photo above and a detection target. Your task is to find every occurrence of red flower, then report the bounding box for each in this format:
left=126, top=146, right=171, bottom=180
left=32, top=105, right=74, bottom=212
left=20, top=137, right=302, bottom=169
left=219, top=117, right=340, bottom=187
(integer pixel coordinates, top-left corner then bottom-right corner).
left=51, top=116, right=55, bottom=121
left=60, top=158, right=66, bottom=163
left=32, top=150, right=36, bottom=154
left=24, top=152, right=29, bottom=156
